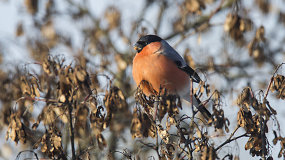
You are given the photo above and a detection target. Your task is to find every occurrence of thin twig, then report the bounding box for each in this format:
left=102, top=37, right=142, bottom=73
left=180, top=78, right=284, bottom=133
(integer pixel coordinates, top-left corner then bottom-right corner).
left=264, top=63, right=285, bottom=98
left=155, top=95, right=161, bottom=159
left=190, top=79, right=194, bottom=119
left=215, top=125, right=241, bottom=151
left=201, top=90, right=219, bottom=106
left=113, top=150, right=132, bottom=160
left=260, top=116, right=266, bottom=160
left=188, top=78, right=195, bottom=160
left=68, top=87, right=80, bottom=160
left=155, top=1, right=166, bottom=33
left=16, top=150, right=39, bottom=160
left=16, top=96, right=58, bottom=103
left=138, top=140, right=156, bottom=149
left=175, top=116, right=193, bottom=159
left=177, top=144, right=191, bottom=160
left=208, top=0, right=225, bottom=20
left=165, top=0, right=235, bottom=40
left=215, top=133, right=248, bottom=152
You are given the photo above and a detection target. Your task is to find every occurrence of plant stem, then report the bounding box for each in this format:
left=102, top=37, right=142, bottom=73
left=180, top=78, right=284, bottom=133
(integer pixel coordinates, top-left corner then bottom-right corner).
left=215, top=126, right=242, bottom=151
left=68, top=103, right=76, bottom=160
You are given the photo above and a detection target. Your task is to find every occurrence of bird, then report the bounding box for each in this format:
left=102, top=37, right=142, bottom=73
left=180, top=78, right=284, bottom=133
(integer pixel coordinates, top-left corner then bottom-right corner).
left=132, top=34, right=211, bottom=120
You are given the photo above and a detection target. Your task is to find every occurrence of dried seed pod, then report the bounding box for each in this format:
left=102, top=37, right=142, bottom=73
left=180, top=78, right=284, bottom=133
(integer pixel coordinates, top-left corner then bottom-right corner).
left=256, top=0, right=270, bottom=13
left=185, top=0, right=205, bottom=15
left=271, top=75, right=285, bottom=99
left=104, top=6, right=121, bottom=30
left=157, top=124, right=169, bottom=144
left=20, top=76, right=31, bottom=96
left=24, top=0, right=38, bottom=15
left=97, top=133, right=107, bottom=150
left=279, top=11, right=285, bottom=25
left=224, top=13, right=252, bottom=43
left=16, top=23, right=24, bottom=37
left=41, top=21, right=56, bottom=40
left=130, top=109, right=143, bottom=138
left=248, top=26, right=266, bottom=65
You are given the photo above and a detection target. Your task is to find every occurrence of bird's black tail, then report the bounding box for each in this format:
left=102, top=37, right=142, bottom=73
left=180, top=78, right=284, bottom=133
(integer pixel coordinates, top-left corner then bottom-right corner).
left=183, top=93, right=212, bottom=121
left=194, top=94, right=212, bottom=121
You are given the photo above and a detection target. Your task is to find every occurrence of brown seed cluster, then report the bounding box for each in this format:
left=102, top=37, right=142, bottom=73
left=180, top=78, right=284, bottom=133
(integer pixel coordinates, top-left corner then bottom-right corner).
left=6, top=114, right=27, bottom=145
left=248, top=26, right=266, bottom=66
left=184, top=0, right=206, bottom=15
left=34, top=127, right=65, bottom=159
left=273, top=131, right=285, bottom=158
left=237, top=87, right=277, bottom=157
left=224, top=13, right=252, bottom=44
left=3, top=56, right=133, bottom=159
left=271, top=74, right=285, bottom=99
left=132, top=82, right=220, bottom=159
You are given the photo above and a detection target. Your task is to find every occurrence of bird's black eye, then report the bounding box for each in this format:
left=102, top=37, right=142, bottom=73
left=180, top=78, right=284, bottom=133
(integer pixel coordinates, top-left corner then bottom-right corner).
left=137, top=41, right=148, bottom=46
left=134, top=41, right=149, bottom=53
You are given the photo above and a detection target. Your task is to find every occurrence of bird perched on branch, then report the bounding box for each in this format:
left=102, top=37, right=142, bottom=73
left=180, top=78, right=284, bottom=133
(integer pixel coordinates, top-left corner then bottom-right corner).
left=132, top=35, right=211, bottom=120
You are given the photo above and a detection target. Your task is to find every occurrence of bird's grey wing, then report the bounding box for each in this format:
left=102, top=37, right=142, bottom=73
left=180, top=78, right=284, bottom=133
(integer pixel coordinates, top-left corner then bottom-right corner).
left=160, top=40, right=201, bottom=83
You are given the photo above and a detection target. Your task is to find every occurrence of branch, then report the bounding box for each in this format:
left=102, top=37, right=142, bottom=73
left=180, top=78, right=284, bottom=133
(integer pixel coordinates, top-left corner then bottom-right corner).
left=215, top=125, right=245, bottom=151
left=16, top=96, right=58, bottom=104
left=113, top=150, right=132, bottom=160
left=215, top=133, right=248, bottom=152
left=138, top=140, right=156, bottom=149
left=68, top=102, right=76, bottom=160
left=190, top=79, right=194, bottom=119
left=165, top=0, right=235, bottom=40
left=68, top=88, right=80, bottom=160
left=264, top=62, right=285, bottom=98
left=260, top=117, right=266, bottom=160
left=155, top=1, right=167, bottom=33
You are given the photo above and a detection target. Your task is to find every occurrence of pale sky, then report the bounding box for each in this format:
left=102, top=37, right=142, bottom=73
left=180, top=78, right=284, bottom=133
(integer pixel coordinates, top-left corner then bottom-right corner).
left=0, top=0, right=285, bottom=159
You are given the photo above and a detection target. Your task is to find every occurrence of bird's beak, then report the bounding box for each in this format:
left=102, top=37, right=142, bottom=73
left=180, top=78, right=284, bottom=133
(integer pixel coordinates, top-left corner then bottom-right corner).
left=134, top=46, right=139, bottom=51
left=134, top=43, right=142, bottom=53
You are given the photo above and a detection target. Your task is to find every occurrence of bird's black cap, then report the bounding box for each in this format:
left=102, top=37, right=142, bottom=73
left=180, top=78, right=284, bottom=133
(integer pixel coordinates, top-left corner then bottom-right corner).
left=134, top=35, right=162, bottom=53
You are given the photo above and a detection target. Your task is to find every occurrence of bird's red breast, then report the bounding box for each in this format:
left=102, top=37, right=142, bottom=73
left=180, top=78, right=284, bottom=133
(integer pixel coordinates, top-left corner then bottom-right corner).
left=132, top=42, right=190, bottom=96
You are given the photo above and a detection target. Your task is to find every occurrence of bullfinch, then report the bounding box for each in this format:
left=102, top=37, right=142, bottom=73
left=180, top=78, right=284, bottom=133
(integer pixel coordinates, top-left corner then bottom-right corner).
left=132, top=35, right=211, bottom=120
